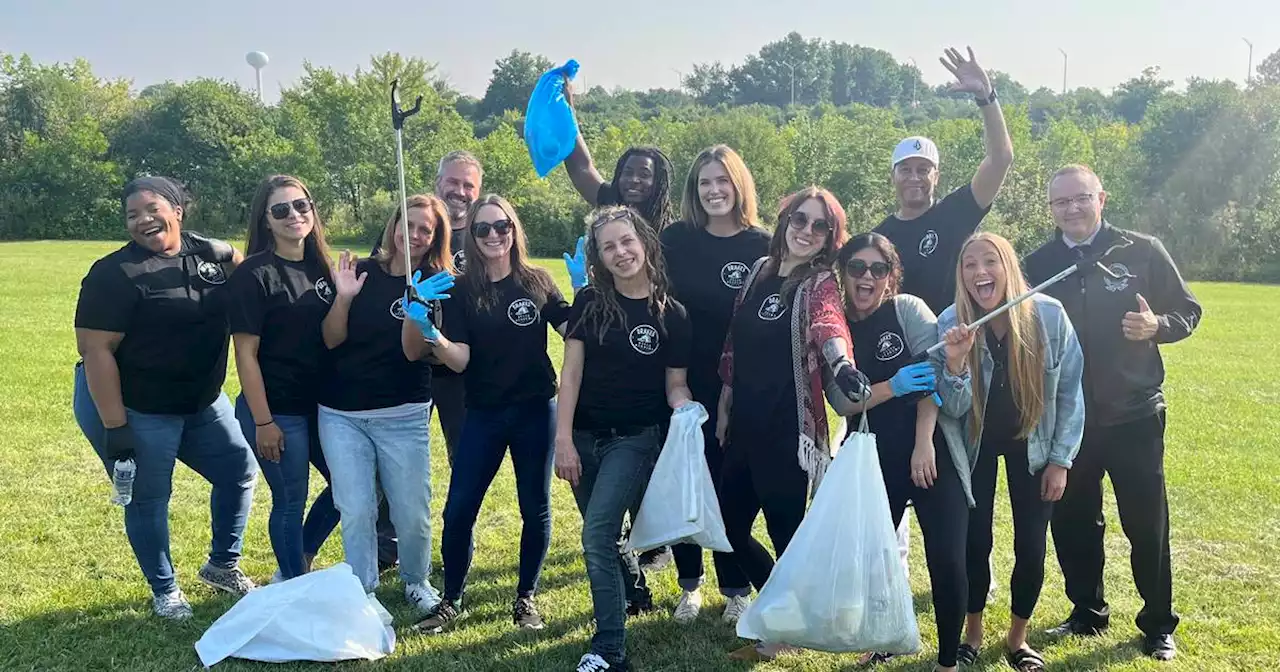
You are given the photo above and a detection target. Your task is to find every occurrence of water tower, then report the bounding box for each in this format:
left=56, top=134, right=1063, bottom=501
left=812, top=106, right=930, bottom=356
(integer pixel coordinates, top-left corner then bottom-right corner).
left=246, top=51, right=269, bottom=102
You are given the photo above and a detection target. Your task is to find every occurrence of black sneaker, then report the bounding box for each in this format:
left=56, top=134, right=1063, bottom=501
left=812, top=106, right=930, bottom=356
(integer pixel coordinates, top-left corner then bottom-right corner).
left=1142, top=634, right=1177, bottom=661
left=411, top=597, right=461, bottom=634
left=625, top=592, right=656, bottom=617
left=638, top=546, right=673, bottom=573
left=513, top=595, right=545, bottom=630
left=1046, top=616, right=1108, bottom=637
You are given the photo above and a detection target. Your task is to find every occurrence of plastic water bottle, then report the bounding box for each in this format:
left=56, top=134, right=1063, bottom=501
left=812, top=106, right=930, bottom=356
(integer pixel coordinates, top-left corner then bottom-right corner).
left=111, top=458, right=136, bottom=506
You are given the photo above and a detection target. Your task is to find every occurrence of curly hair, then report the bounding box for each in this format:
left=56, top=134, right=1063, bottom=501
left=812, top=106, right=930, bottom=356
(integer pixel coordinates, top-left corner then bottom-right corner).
left=574, top=206, right=674, bottom=345
left=609, top=146, right=675, bottom=231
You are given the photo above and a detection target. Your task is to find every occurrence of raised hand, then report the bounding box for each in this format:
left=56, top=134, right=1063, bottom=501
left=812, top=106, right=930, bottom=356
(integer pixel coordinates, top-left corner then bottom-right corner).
left=563, top=236, right=587, bottom=290
left=940, top=46, right=993, bottom=98
left=410, top=269, right=455, bottom=303
left=942, top=326, right=977, bottom=375
left=1122, top=293, right=1159, bottom=341
left=333, top=250, right=367, bottom=299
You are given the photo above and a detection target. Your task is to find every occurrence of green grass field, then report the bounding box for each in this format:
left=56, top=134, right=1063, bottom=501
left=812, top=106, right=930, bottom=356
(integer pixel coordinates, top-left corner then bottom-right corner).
left=1, top=240, right=1277, bottom=671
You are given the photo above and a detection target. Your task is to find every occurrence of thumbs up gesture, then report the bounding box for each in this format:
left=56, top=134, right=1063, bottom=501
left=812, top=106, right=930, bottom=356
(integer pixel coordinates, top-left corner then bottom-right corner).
left=1122, top=293, right=1159, bottom=341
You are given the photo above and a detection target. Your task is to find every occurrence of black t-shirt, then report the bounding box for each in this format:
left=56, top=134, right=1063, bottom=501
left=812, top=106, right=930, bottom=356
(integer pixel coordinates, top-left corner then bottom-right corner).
left=227, top=252, right=335, bottom=415
left=982, top=328, right=1022, bottom=442
left=659, top=221, right=772, bottom=395
left=566, top=287, right=692, bottom=430
left=846, top=295, right=937, bottom=449
left=873, top=184, right=989, bottom=315
left=319, top=260, right=431, bottom=411
left=727, top=273, right=797, bottom=436
left=74, top=232, right=235, bottom=415
left=442, top=274, right=571, bottom=409
left=449, top=227, right=468, bottom=275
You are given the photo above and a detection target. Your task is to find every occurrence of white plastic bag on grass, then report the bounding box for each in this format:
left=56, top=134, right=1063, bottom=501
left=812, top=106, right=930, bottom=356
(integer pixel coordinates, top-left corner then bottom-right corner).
left=736, top=414, right=920, bottom=654
left=194, top=563, right=396, bottom=666
left=626, top=402, right=732, bottom=554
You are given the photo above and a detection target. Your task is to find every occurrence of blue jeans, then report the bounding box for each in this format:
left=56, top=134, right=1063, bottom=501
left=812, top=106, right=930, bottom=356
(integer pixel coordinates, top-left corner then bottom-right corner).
left=571, top=426, right=662, bottom=665
left=441, top=399, right=554, bottom=601
left=234, top=395, right=339, bottom=579
left=317, top=403, right=432, bottom=592
left=73, top=363, right=258, bottom=596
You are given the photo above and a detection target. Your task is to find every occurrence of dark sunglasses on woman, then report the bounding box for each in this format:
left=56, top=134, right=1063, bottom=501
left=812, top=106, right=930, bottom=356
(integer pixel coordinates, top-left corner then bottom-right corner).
left=472, top=219, right=512, bottom=238
left=845, top=258, right=892, bottom=280
left=788, top=211, right=832, bottom=235
left=269, top=198, right=314, bottom=220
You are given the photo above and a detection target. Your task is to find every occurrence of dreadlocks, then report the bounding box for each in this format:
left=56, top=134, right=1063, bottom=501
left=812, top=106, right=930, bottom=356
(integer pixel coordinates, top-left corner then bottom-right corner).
left=574, top=205, right=676, bottom=345
left=609, top=146, right=675, bottom=232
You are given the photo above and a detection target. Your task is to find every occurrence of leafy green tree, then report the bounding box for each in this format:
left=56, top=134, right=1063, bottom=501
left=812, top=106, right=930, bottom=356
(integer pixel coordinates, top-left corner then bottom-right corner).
left=479, top=50, right=555, bottom=120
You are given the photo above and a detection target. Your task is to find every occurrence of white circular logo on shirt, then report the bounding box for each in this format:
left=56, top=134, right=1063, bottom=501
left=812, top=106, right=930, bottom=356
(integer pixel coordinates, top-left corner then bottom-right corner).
left=196, top=260, right=226, bottom=285
left=721, top=261, right=750, bottom=289
left=629, top=324, right=660, bottom=355
left=452, top=249, right=467, bottom=272
left=315, top=277, right=335, bottom=304
left=1103, top=263, right=1131, bottom=293
left=389, top=297, right=407, bottom=321
left=508, top=298, right=538, bottom=327
left=918, top=230, right=939, bottom=258
left=876, top=331, right=906, bottom=361
left=758, top=294, right=787, bottom=321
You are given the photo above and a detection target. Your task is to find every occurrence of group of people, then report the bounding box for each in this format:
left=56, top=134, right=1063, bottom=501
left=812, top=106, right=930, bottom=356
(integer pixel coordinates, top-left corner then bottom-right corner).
left=71, top=47, right=1202, bottom=672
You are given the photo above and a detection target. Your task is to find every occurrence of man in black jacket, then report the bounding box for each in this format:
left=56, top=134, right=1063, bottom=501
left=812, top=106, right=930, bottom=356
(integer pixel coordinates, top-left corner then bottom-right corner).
left=1025, top=164, right=1202, bottom=662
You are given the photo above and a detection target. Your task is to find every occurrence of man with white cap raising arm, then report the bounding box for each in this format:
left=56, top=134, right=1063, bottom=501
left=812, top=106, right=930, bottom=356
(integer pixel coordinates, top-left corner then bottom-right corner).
left=873, top=47, right=1014, bottom=316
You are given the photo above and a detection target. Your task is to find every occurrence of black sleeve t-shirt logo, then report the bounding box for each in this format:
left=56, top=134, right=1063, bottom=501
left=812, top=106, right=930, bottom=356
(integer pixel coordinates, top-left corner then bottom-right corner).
left=721, top=261, right=750, bottom=289
left=629, top=324, right=660, bottom=355
left=757, top=293, right=787, bottom=321
left=315, top=277, right=335, bottom=304
left=508, top=297, right=538, bottom=327
left=876, top=331, right=906, bottom=361
left=197, top=260, right=228, bottom=285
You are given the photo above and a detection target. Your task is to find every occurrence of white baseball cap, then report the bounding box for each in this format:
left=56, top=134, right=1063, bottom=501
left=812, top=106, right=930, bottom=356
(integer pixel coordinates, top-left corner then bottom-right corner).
left=891, top=136, right=939, bottom=169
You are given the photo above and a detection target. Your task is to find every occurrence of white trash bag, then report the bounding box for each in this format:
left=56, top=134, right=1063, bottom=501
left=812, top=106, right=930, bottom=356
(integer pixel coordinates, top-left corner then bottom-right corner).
left=626, top=402, right=732, bottom=554
left=194, top=563, right=396, bottom=666
left=736, top=414, right=920, bottom=654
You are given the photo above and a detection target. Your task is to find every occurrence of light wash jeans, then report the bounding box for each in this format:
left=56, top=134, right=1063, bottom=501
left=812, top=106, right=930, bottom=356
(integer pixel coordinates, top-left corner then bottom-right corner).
left=317, top=402, right=432, bottom=592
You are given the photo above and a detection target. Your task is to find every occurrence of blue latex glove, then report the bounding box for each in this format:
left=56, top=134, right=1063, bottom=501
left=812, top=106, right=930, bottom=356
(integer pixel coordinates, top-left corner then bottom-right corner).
left=890, top=361, right=936, bottom=398
left=524, top=59, right=581, bottom=178
left=410, top=270, right=455, bottom=302
left=563, top=236, right=587, bottom=290
left=405, top=300, right=440, bottom=342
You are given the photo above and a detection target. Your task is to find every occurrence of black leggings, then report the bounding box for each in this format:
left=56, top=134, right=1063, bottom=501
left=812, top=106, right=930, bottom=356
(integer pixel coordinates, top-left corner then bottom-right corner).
left=879, top=430, right=969, bottom=669
left=968, top=439, right=1053, bottom=620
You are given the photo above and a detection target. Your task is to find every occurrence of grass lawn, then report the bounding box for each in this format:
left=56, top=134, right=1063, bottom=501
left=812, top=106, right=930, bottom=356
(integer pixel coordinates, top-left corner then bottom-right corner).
left=0, top=240, right=1277, bottom=671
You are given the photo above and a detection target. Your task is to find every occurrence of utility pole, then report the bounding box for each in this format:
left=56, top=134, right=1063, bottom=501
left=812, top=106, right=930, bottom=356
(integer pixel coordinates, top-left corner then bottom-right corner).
left=1243, top=38, right=1254, bottom=84
left=1058, top=48, right=1068, bottom=94
left=907, top=57, right=918, bottom=108
left=671, top=68, right=684, bottom=92
left=782, top=61, right=796, bottom=106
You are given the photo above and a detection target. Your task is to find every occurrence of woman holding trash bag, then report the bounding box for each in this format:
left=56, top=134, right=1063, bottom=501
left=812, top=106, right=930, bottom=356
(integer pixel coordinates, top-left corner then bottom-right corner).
left=835, top=233, right=971, bottom=671
left=936, top=232, right=1084, bottom=672
left=407, top=195, right=570, bottom=633
left=73, top=176, right=258, bottom=620
left=717, top=187, right=871, bottom=662
left=316, top=194, right=455, bottom=613
left=228, top=175, right=343, bottom=582
left=554, top=205, right=694, bottom=672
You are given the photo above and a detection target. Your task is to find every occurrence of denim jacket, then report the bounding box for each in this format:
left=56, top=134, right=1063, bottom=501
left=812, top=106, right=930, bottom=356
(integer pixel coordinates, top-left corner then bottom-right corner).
left=933, top=293, right=1085, bottom=507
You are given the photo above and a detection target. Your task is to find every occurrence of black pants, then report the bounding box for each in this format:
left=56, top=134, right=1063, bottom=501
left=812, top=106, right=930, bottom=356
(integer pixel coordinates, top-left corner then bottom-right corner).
left=1051, top=412, right=1179, bottom=636
left=432, top=374, right=467, bottom=467
left=717, top=423, right=809, bottom=593
left=968, top=439, right=1053, bottom=620
left=671, top=380, right=752, bottom=596
left=880, top=430, right=968, bottom=669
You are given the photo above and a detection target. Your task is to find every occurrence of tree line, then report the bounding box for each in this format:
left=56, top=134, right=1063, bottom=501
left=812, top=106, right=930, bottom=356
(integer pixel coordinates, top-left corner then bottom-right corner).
left=3, top=34, right=1280, bottom=281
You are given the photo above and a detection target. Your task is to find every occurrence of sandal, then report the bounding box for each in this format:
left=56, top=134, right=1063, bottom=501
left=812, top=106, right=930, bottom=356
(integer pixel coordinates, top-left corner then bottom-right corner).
left=857, top=651, right=897, bottom=667
left=957, top=643, right=980, bottom=666
left=1005, top=646, right=1046, bottom=672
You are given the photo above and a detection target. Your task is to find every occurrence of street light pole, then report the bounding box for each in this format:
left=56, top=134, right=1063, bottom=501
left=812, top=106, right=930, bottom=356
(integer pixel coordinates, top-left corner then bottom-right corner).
left=1058, top=48, right=1068, bottom=94
left=1243, top=38, right=1254, bottom=84
left=907, top=57, right=918, bottom=108
left=782, top=61, right=796, bottom=106
left=671, top=68, right=684, bottom=92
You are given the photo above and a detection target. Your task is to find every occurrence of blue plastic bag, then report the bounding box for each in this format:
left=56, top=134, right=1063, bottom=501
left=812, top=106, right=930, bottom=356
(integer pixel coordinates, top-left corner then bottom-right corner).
left=524, top=59, right=580, bottom=178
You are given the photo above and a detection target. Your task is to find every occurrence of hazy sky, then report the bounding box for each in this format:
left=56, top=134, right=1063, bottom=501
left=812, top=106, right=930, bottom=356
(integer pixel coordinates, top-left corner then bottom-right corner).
left=1, top=0, right=1275, bottom=102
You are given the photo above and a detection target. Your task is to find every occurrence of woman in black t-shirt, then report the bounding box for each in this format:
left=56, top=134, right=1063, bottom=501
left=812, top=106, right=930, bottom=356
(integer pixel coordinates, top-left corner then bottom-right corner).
left=316, top=194, right=454, bottom=614
left=72, top=176, right=258, bottom=621
left=406, top=195, right=570, bottom=633
left=835, top=233, right=969, bottom=671
left=228, top=175, right=341, bottom=582
left=555, top=206, right=694, bottom=672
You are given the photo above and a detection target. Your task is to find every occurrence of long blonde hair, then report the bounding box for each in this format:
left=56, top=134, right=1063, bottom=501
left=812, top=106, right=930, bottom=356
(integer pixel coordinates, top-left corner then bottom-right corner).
left=954, top=232, right=1045, bottom=442
left=680, top=145, right=762, bottom=230
left=374, top=194, right=455, bottom=276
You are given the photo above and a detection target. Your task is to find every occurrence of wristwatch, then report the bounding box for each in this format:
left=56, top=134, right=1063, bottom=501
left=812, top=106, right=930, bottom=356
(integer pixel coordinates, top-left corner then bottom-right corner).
left=976, top=89, right=998, bottom=107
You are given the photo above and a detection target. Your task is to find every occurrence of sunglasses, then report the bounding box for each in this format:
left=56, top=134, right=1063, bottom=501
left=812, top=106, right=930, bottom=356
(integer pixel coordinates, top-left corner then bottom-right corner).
left=787, top=211, right=832, bottom=235
left=269, top=198, right=313, bottom=220
left=845, top=259, right=892, bottom=280
left=472, top=219, right=512, bottom=238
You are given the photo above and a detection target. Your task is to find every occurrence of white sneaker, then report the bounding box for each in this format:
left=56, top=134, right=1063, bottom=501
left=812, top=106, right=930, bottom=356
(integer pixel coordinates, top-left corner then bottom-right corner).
left=673, top=589, right=702, bottom=624
left=722, top=594, right=751, bottom=624
left=153, top=588, right=193, bottom=621
left=405, top=581, right=442, bottom=613
left=575, top=653, right=614, bottom=671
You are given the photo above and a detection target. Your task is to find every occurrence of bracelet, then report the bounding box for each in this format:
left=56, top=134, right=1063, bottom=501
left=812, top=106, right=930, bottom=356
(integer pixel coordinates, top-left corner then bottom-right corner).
left=976, top=89, right=998, bottom=107
left=255, top=418, right=274, bottom=427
